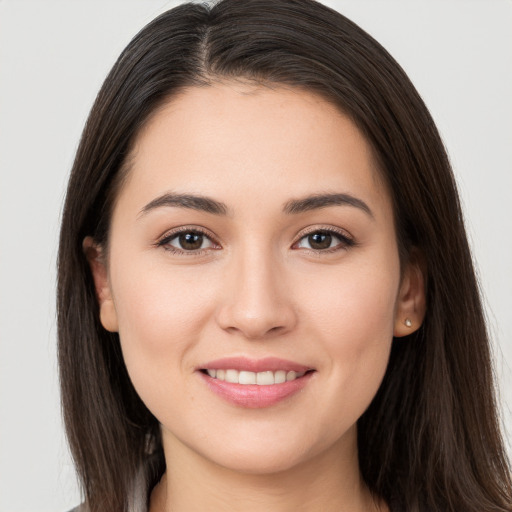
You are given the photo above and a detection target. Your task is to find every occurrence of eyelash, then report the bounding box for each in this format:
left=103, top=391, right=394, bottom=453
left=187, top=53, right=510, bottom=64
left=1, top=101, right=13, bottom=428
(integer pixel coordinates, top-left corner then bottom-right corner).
left=156, top=226, right=355, bottom=256
left=293, top=226, right=355, bottom=254
left=156, top=226, right=219, bottom=256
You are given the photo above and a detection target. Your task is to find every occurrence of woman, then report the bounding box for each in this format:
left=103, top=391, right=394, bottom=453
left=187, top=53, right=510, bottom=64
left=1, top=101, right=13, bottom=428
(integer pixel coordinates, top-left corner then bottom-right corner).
left=58, top=0, right=512, bottom=511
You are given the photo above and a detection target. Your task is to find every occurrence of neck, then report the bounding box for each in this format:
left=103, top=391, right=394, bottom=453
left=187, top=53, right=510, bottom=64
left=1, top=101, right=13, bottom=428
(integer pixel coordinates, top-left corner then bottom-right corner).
left=149, top=427, right=386, bottom=512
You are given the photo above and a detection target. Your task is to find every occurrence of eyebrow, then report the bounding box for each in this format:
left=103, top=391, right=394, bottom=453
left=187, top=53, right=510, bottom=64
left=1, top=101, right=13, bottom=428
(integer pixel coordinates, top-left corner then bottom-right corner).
left=139, top=191, right=373, bottom=218
left=283, top=193, right=373, bottom=218
left=139, top=193, right=230, bottom=217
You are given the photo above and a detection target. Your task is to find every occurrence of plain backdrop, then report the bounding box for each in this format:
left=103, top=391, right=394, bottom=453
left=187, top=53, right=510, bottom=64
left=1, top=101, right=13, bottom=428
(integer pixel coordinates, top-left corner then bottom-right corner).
left=0, top=1, right=511, bottom=511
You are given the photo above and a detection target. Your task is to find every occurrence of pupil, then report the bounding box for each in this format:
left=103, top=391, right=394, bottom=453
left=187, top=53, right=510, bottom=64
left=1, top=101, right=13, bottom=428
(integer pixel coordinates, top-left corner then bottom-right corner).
left=179, top=232, right=202, bottom=250
left=309, top=232, right=331, bottom=249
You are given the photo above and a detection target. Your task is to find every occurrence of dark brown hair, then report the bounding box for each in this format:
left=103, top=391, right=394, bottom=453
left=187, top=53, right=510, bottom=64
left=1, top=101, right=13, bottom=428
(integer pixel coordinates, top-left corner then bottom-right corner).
left=57, top=1, right=512, bottom=511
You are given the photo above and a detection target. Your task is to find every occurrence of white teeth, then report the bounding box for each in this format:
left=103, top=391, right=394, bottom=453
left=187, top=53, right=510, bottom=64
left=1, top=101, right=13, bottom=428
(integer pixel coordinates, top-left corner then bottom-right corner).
left=205, top=368, right=307, bottom=385
left=274, top=370, right=286, bottom=384
left=256, top=371, right=274, bottom=385
left=225, top=369, right=238, bottom=383
left=239, top=371, right=257, bottom=384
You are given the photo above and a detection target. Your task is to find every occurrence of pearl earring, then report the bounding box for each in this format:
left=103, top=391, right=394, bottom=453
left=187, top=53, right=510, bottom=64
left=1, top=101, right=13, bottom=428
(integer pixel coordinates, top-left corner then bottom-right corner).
left=404, top=318, right=412, bottom=327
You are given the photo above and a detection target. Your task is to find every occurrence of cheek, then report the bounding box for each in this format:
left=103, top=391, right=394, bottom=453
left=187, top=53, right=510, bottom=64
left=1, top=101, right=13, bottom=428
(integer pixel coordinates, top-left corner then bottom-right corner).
left=303, top=254, right=399, bottom=339
left=113, top=252, right=217, bottom=338
left=301, top=256, right=399, bottom=415
left=109, top=256, right=218, bottom=403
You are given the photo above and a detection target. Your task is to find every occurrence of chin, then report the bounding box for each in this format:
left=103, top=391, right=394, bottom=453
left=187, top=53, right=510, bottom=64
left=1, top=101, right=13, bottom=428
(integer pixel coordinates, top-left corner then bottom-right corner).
left=206, top=446, right=312, bottom=476
left=190, top=426, right=345, bottom=477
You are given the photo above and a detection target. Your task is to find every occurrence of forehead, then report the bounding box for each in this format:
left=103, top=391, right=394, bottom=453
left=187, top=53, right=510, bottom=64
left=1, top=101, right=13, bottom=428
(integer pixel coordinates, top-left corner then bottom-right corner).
left=117, top=82, right=389, bottom=217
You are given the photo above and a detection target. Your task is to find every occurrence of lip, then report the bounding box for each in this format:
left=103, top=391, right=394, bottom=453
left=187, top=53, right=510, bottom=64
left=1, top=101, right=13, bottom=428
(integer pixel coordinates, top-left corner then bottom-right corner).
left=198, top=356, right=312, bottom=373
left=197, top=357, right=315, bottom=408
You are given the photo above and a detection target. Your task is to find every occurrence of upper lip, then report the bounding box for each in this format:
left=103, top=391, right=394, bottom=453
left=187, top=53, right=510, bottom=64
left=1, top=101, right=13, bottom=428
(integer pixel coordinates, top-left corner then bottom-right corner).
left=198, top=356, right=313, bottom=373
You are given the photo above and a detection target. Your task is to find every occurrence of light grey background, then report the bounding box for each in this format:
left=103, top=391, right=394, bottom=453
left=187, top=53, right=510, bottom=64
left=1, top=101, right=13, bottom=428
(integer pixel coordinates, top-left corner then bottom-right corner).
left=0, top=1, right=511, bottom=511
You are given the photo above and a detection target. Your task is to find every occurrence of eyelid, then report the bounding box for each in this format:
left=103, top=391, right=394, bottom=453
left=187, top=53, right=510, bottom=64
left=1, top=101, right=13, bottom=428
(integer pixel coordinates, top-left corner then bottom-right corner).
left=155, top=224, right=355, bottom=256
left=156, top=225, right=221, bottom=255
left=292, top=225, right=355, bottom=252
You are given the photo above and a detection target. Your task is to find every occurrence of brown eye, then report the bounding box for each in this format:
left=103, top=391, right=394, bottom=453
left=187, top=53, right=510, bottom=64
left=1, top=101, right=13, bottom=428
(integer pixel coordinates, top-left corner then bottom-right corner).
left=178, top=232, right=204, bottom=250
left=164, top=230, right=215, bottom=252
left=308, top=232, right=332, bottom=250
left=295, top=229, right=353, bottom=252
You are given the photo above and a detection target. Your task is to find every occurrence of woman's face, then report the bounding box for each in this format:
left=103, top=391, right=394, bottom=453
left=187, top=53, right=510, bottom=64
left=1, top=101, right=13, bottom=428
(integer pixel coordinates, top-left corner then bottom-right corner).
left=89, top=82, right=423, bottom=474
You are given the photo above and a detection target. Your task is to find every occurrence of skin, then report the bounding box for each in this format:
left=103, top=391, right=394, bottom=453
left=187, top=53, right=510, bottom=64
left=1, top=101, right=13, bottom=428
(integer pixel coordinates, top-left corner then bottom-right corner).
left=86, top=82, right=425, bottom=511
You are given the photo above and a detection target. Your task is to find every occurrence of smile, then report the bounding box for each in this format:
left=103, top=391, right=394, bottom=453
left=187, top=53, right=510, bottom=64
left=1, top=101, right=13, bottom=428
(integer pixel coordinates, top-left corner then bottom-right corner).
left=198, top=357, right=315, bottom=408
left=202, top=369, right=307, bottom=385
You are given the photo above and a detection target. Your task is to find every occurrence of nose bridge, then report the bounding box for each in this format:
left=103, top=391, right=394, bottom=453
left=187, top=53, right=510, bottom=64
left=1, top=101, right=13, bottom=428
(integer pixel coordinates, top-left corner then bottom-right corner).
left=216, top=239, right=296, bottom=339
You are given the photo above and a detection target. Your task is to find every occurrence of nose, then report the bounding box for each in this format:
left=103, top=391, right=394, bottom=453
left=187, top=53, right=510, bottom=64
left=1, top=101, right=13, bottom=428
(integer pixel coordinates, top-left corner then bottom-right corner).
left=215, top=247, right=297, bottom=340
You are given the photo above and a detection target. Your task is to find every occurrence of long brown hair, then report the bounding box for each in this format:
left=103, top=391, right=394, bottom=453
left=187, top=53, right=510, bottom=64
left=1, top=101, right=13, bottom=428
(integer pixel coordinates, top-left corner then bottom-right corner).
left=57, top=1, right=512, bottom=511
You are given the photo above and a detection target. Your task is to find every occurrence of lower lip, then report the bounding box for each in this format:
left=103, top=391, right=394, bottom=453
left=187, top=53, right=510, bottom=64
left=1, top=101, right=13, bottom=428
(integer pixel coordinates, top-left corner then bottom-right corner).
left=199, top=371, right=314, bottom=408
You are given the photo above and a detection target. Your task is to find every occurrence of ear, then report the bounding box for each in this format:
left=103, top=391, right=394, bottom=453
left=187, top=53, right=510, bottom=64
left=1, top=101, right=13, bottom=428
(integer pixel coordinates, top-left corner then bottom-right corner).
left=394, top=250, right=426, bottom=337
left=83, top=236, right=119, bottom=333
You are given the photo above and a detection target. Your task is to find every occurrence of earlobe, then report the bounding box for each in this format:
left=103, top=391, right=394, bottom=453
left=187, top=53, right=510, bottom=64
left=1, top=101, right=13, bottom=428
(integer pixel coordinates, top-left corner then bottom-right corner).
left=394, top=251, right=426, bottom=337
left=83, top=236, right=119, bottom=333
